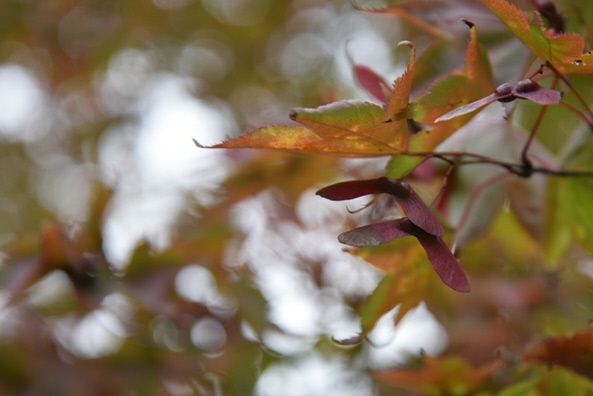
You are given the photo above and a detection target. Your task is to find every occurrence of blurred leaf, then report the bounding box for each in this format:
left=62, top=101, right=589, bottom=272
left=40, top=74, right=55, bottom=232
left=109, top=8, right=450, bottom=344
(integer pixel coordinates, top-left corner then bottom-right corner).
left=524, top=330, right=593, bottom=380
left=557, top=177, right=593, bottom=256
left=357, top=238, right=431, bottom=330
left=542, top=178, right=572, bottom=267
left=354, top=65, right=391, bottom=104
left=214, top=152, right=338, bottom=212
left=500, top=367, right=593, bottom=396
left=355, top=2, right=444, bottom=40
left=372, top=355, right=502, bottom=395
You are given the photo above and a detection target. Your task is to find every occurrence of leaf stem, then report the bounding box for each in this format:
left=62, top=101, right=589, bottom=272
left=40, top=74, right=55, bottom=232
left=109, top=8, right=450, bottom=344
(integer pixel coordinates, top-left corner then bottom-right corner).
left=453, top=171, right=510, bottom=234
left=559, top=101, right=593, bottom=131
left=520, top=100, right=549, bottom=167
left=430, top=159, right=459, bottom=210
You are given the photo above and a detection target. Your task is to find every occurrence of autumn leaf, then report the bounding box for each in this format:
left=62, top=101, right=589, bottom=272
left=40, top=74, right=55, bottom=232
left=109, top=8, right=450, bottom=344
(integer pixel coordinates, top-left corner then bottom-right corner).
left=353, top=41, right=416, bottom=117
left=203, top=100, right=409, bottom=156
left=355, top=43, right=428, bottom=135
left=386, top=21, right=495, bottom=177
left=477, top=0, right=593, bottom=74
left=373, top=355, right=502, bottom=394
left=524, top=330, right=593, bottom=380
left=387, top=42, right=416, bottom=117
left=357, top=239, right=431, bottom=329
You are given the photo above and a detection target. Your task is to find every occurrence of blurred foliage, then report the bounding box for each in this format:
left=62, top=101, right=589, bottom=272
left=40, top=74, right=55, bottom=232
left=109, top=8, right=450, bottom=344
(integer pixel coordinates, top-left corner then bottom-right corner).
left=3, top=0, right=593, bottom=395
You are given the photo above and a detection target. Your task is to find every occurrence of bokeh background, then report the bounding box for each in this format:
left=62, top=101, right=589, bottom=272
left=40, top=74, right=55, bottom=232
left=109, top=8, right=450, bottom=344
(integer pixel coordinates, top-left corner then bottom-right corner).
left=4, top=0, right=593, bottom=395
left=0, top=1, right=444, bottom=394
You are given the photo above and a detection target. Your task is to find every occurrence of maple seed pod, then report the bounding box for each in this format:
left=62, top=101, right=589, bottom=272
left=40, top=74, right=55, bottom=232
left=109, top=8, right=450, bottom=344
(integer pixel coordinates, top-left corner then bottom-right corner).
left=337, top=218, right=470, bottom=293
left=376, top=177, right=413, bottom=198
left=316, top=177, right=444, bottom=236
left=494, top=82, right=515, bottom=101
left=514, top=79, right=539, bottom=94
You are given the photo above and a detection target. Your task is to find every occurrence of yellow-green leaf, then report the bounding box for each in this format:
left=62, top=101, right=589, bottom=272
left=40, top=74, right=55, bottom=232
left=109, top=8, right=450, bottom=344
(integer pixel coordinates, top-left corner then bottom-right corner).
left=206, top=101, right=408, bottom=156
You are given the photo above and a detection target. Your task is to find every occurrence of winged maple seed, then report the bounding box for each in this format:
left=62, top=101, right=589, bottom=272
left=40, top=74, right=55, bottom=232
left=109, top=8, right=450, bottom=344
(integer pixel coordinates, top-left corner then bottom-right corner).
left=435, top=79, right=562, bottom=122
left=316, top=177, right=444, bottom=236
left=316, top=177, right=470, bottom=292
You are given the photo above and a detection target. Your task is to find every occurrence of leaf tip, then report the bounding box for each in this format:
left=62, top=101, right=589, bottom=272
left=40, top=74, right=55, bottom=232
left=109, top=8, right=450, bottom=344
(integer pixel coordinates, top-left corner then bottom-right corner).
left=461, top=19, right=474, bottom=29
left=193, top=138, right=207, bottom=148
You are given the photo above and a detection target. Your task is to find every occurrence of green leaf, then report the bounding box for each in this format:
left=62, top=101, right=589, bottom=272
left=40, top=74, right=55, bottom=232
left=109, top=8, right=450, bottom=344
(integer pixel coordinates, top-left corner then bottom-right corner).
left=558, top=177, right=593, bottom=256
left=543, top=178, right=572, bottom=268
left=498, top=379, right=540, bottom=396
left=500, top=367, right=593, bottom=396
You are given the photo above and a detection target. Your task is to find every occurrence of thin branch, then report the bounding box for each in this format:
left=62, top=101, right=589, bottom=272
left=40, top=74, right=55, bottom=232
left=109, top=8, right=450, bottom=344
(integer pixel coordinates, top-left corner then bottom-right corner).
left=429, top=160, right=459, bottom=209
left=560, top=101, right=593, bottom=130
left=520, top=75, right=557, bottom=166
left=547, top=61, right=593, bottom=121
left=453, top=171, right=510, bottom=233
left=401, top=150, right=593, bottom=178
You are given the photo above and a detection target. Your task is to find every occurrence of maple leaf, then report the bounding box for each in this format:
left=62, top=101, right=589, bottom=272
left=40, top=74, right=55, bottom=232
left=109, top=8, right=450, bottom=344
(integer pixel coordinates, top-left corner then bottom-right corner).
left=524, top=330, right=593, bottom=380
left=478, top=0, right=593, bottom=74
left=204, top=42, right=419, bottom=157
left=386, top=21, right=495, bottom=177
left=387, top=41, right=416, bottom=117
left=373, top=355, right=502, bottom=394
left=435, top=78, right=562, bottom=122
left=202, top=100, right=409, bottom=157
left=354, top=43, right=430, bottom=135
